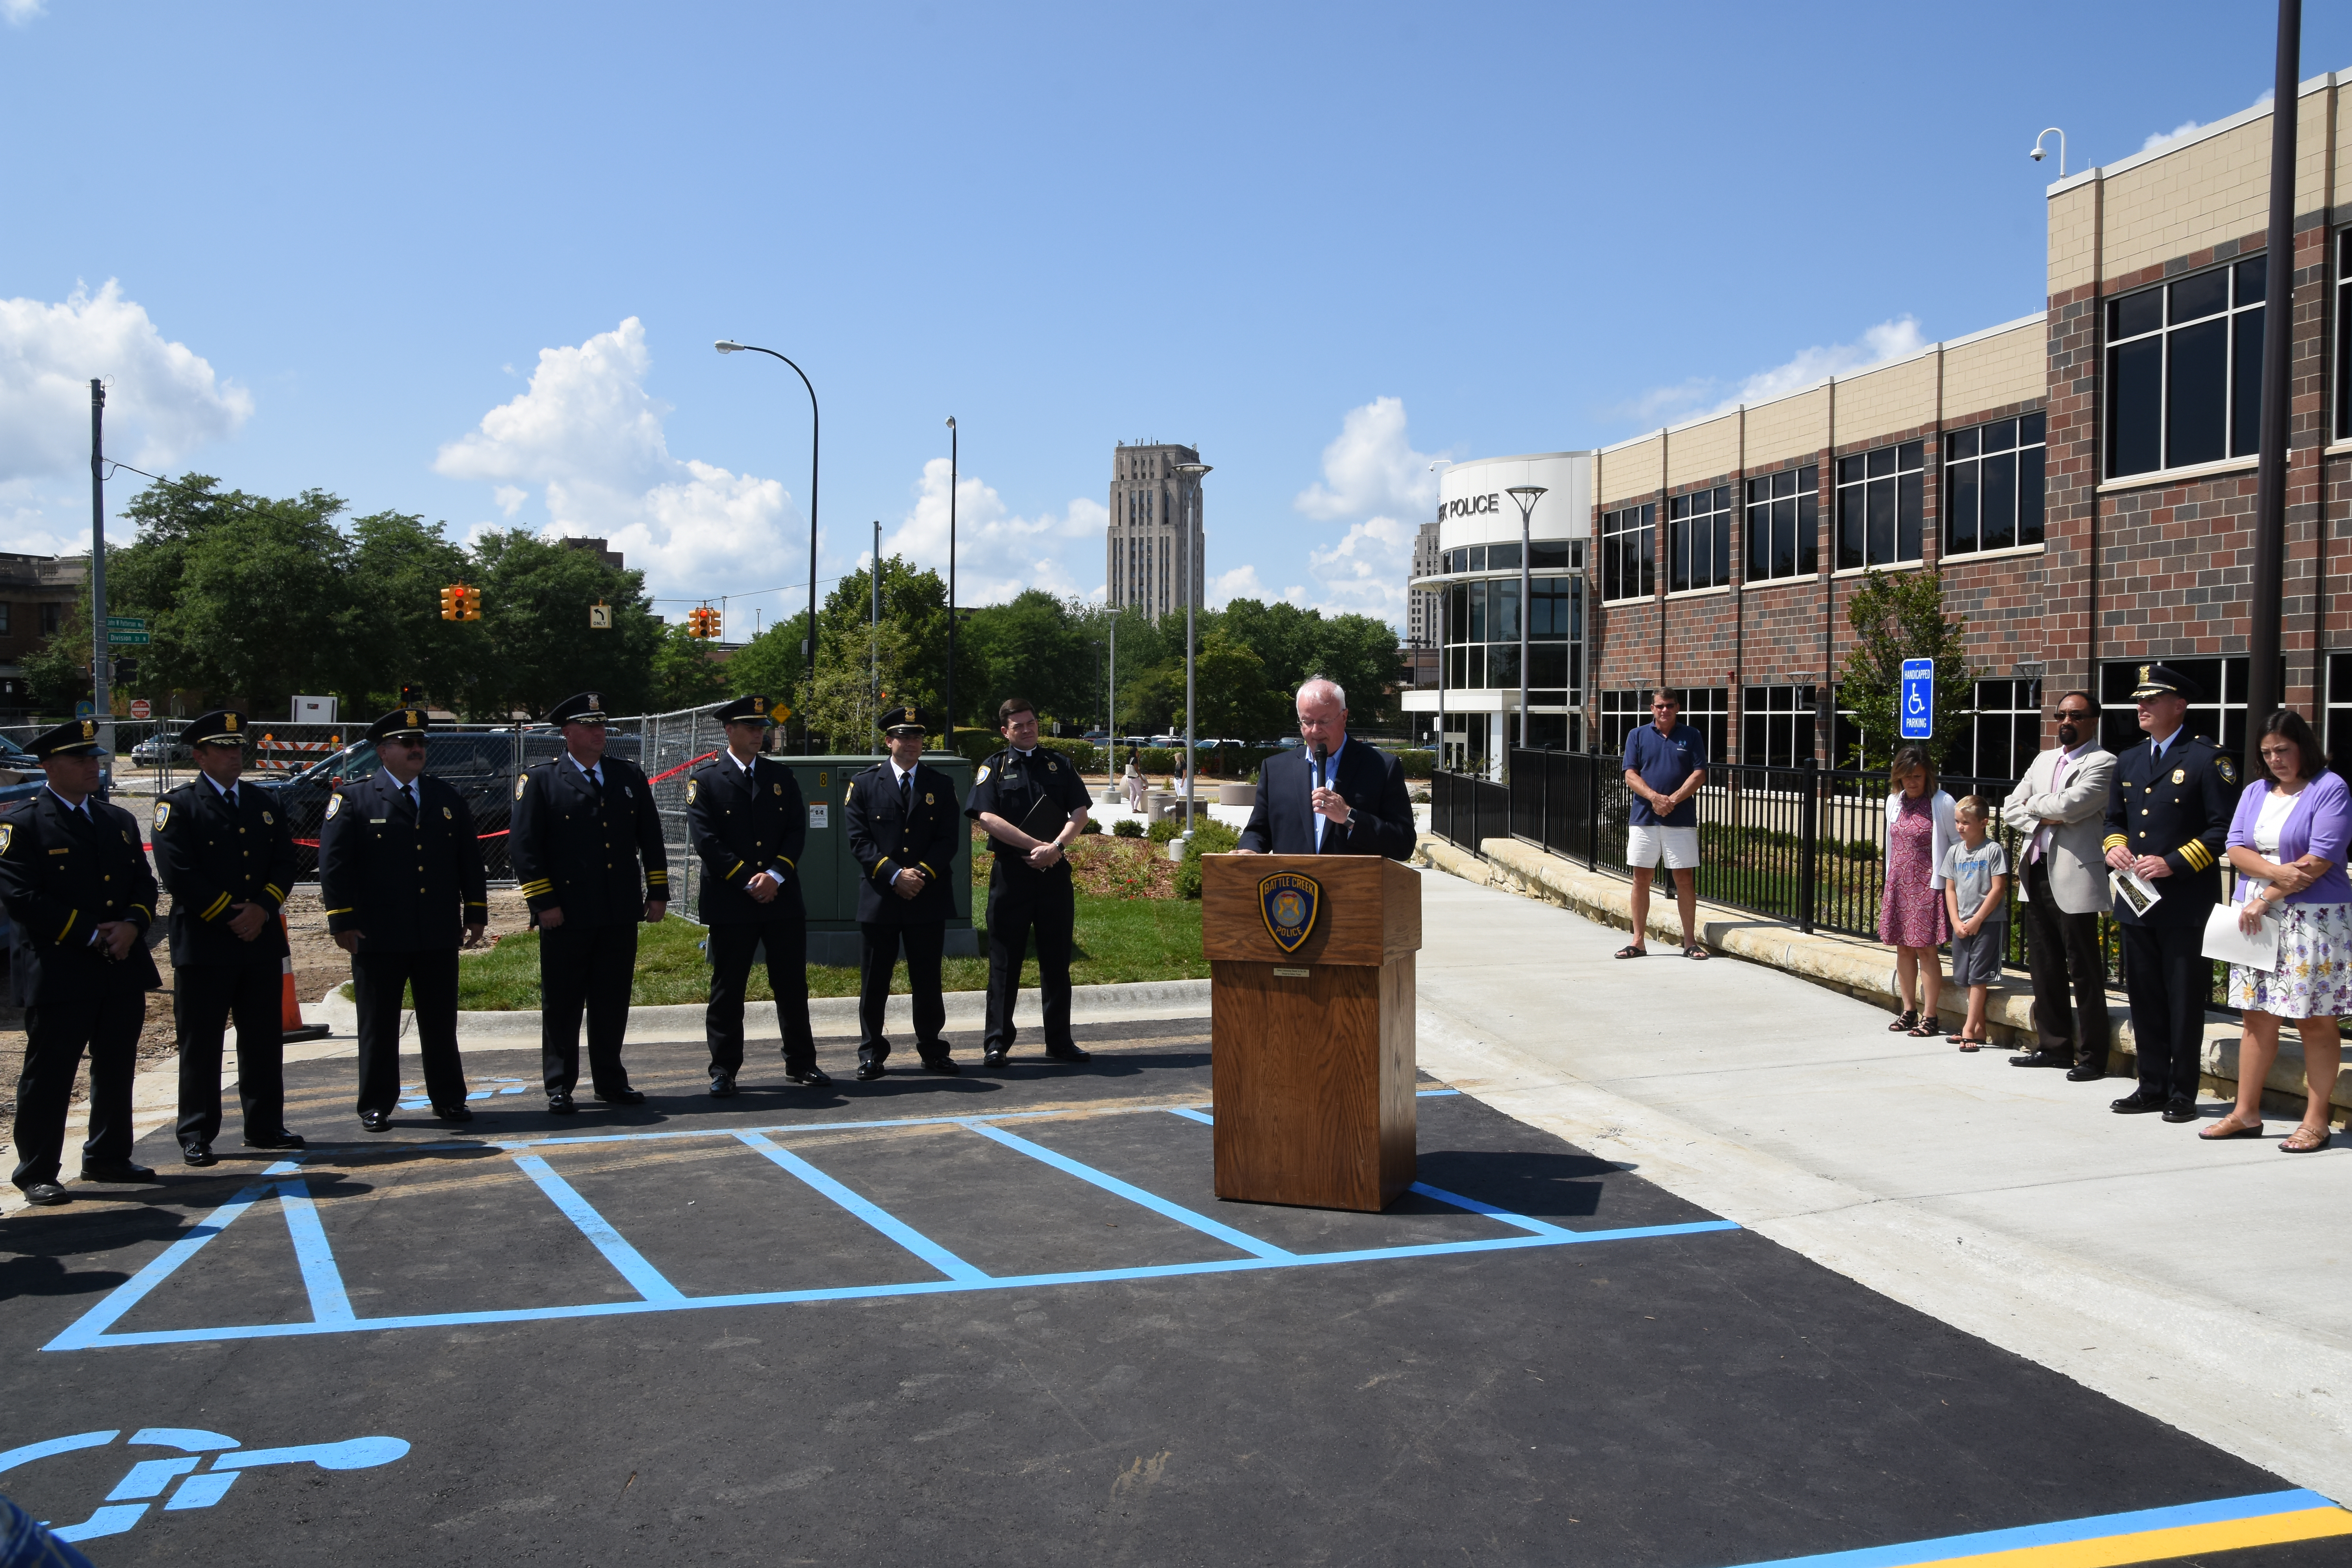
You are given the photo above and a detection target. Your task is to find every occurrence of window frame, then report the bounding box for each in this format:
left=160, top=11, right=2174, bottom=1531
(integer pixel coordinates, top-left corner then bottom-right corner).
left=2105, top=256, right=2267, bottom=479
left=2338, top=232, right=2352, bottom=443
left=1833, top=441, right=1926, bottom=571
left=1740, top=684, right=1818, bottom=768
left=1942, top=413, right=2047, bottom=558
left=1742, top=465, right=1820, bottom=584
left=1600, top=503, right=1655, bottom=604
left=1667, top=486, right=1733, bottom=594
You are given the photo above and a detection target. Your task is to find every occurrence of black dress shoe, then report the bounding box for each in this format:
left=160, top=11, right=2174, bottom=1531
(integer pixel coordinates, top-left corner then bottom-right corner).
left=79, top=1161, right=156, bottom=1184
left=708, top=1073, right=737, bottom=1098
left=435, top=1102, right=475, bottom=1123
left=360, top=1109, right=394, bottom=1132
left=596, top=1087, right=646, bottom=1106
left=2162, top=1095, right=2198, bottom=1123
left=2008, top=1049, right=2070, bottom=1069
left=2067, top=1063, right=2107, bottom=1082
left=547, top=1093, right=578, bottom=1116
left=2111, top=1090, right=2169, bottom=1114
left=855, top=1060, right=887, bottom=1081
left=922, top=1056, right=961, bottom=1075
left=982, top=1049, right=1010, bottom=1068
left=782, top=1065, right=832, bottom=1087
left=243, top=1129, right=306, bottom=1150
left=182, top=1143, right=218, bottom=1167
left=1044, top=1045, right=1092, bottom=1064
left=20, top=1181, right=67, bottom=1207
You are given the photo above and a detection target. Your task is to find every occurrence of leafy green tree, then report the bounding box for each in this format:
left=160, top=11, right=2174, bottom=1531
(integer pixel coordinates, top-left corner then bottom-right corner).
left=1836, top=569, right=1981, bottom=770
left=1189, top=635, right=1287, bottom=740
left=465, top=530, right=664, bottom=718
left=650, top=622, right=730, bottom=711
left=347, top=510, right=482, bottom=714
left=22, top=599, right=90, bottom=713
left=720, top=610, right=808, bottom=712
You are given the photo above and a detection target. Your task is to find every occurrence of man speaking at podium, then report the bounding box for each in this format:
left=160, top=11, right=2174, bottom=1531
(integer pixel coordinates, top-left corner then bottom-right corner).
left=1238, top=679, right=1414, bottom=859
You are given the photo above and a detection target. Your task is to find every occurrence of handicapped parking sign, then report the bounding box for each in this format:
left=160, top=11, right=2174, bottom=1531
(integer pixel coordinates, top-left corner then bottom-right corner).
left=1900, top=658, right=1933, bottom=740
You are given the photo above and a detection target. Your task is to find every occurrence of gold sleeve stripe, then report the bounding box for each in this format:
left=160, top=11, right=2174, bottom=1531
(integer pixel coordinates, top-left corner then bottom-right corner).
left=646, top=869, right=668, bottom=883
left=128, top=903, right=152, bottom=920
left=201, top=891, right=232, bottom=921
left=876, top=857, right=893, bottom=878
left=56, top=910, right=76, bottom=942
left=777, top=857, right=796, bottom=872
left=263, top=883, right=287, bottom=903
left=322, top=906, right=354, bottom=916
left=465, top=900, right=488, bottom=908
left=919, top=862, right=938, bottom=880
left=519, top=879, right=554, bottom=895
left=2181, top=841, right=2214, bottom=871
left=2103, top=835, right=2128, bottom=851
left=726, top=860, right=745, bottom=880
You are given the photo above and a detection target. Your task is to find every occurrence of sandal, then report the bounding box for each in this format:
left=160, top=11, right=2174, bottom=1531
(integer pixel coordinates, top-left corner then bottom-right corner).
left=1614, top=944, right=1648, bottom=960
left=1909, top=1017, right=1946, bottom=1038
left=2280, top=1126, right=2333, bottom=1154
left=1683, top=944, right=1710, bottom=960
left=1953, top=1034, right=1986, bottom=1052
left=1887, top=1010, right=1918, bottom=1033
left=2199, top=1116, right=2264, bottom=1141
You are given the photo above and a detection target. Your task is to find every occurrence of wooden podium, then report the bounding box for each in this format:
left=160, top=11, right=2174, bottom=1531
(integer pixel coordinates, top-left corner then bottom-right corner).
left=1201, top=855, right=1421, bottom=1212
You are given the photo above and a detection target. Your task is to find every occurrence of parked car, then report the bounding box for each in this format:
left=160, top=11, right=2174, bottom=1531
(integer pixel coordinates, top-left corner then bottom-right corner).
left=131, top=733, right=193, bottom=765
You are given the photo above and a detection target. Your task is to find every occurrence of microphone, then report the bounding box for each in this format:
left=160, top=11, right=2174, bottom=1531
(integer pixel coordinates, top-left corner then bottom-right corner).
left=1311, top=742, right=1328, bottom=792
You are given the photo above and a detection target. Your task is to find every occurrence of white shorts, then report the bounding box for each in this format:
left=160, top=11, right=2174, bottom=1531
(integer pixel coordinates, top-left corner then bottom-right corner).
left=1626, top=824, right=1700, bottom=870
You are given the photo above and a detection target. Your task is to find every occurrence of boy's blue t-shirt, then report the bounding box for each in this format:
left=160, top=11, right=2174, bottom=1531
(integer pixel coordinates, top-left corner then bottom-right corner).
left=1940, top=836, right=2009, bottom=923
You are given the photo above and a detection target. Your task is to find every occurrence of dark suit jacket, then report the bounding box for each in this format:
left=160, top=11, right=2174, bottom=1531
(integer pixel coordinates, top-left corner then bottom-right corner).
left=154, top=777, right=298, bottom=967
left=2102, top=731, right=2233, bottom=929
left=318, top=769, right=490, bottom=950
left=844, top=760, right=962, bottom=924
left=1238, top=741, right=1414, bottom=859
left=0, top=790, right=162, bottom=1004
left=685, top=752, right=807, bottom=925
left=509, top=754, right=669, bottom=927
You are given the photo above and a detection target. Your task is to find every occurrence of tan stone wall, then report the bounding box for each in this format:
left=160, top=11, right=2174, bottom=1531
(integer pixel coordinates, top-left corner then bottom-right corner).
left=1745, top=385, right=1829, bottom=470
left=1942, top=322, right=2043, bottom=421
left=1595, top=432, right=1664, bottom=509
left=1829, top=354, right=1937, bottom=445
left=1665, top=413, right=1739, bottom=489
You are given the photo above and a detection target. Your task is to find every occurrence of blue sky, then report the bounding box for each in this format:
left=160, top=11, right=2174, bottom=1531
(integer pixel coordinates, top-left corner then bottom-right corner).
left=4, top=2, right=2345, bottom=633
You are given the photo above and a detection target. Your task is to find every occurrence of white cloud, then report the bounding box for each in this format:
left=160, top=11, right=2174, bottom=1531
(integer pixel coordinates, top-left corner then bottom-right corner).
left=1305, top=516, right=1414, bottom=621
left=1619, top=316, right=1929, bottom=427
left=3, top=0, right=46, bottom=26
left=434, top=317, right=799, bottom=600
left=1292, top=396, right=1441, bottom=522
left=883, top=456, right=1107, bottom=606
left=0, top=280, right=252, bottom=484
left=2141, top=89, right=2271, bottom=156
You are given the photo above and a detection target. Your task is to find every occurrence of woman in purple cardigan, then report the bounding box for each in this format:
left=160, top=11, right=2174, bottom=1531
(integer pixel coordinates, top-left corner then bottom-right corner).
left=2206, top=710, right=2349, bottom=1152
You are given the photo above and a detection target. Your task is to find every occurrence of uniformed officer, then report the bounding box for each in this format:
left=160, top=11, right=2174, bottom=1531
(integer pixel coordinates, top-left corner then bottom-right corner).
left=843, top=704, right=963, bottom=1080
left=0, top=718, right=162, bottom=1205
left=319, top=708, right=490, bottom=1131
left=510, top=691, right=669, bottom=1114
left=965, top=696, right=1095, bottom=1069
left=687, top=694, right=825, bottom=1095
left=152, top=709, right=303, bottom=1165
left=2102, top=663, right=2234, bottom=1122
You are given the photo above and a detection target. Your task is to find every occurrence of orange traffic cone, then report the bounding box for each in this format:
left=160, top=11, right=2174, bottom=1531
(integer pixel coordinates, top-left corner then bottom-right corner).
left=281, top=909, right=331, bottom=1042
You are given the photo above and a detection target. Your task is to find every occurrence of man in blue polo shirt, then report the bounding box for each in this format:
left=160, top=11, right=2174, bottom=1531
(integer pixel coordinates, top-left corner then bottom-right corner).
left=1619, top=690, right=1708, bottom=959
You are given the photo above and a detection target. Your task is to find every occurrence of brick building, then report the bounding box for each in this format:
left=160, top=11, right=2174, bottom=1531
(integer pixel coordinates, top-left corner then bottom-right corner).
left=1410, top=69, right=2352, bottom=780
left=0, top=553, right=90, bottom=713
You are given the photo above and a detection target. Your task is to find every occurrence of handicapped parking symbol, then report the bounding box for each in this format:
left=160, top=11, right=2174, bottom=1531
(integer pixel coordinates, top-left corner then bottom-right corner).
left=398, top=1075, right=530, bottom=1111
left=0, top=1426, right=408, bottom=1542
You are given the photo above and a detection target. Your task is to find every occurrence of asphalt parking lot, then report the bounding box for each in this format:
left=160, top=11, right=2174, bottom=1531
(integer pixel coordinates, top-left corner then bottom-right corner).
left=2, top=1021, right=2345, bottom=1566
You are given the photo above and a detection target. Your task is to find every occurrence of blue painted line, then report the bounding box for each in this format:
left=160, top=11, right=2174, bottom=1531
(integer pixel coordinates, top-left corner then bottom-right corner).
left=1720, top=1486, right=2337, bottom=1566
left=1408, top=1181, right=1575, bottom=1238
left=49, top=1503, right=147, bottom=1543
left=106, top=1457, right=197, bottom=1500
left=732, top=1129, right=989, bottom=1283
left=509, top=1152, right=684, bottom=1303
left=40, top=1183, right=277, bottom=1351
left=0, top=1430, right=118, bottom=1474
left=127, top=1428, right=237, bottom=1452
left=958, top=1119, right=1294, bottom=1260
left=1417, top=1088, right=1461, bottom=1096
left=164, top=1472, right=238, bottom=1510
left=273, top=1179, right=355, bottom=1325
left=1165, top=1106, right=1215, bottom=1126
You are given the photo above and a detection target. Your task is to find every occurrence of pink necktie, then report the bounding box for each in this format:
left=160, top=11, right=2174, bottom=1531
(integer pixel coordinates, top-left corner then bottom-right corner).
left=2030, top=754, right=2071, bottom=864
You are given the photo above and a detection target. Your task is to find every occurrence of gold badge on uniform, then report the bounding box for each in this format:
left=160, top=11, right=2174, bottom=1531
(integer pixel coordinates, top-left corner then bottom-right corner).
left=153, top=802, right=172, bottom=830
left=261, top=811, right=273, bottom=824
left=2218, top=755, right=2238, bottom=785
left=2172, top=768, right=2186, bottom=784
left=443, top=806, right=453, bottom=820
left=925, top=792, right=934, bottom=805
left=515, top=775, right=528, bottom=800
left=325, top=794, right=344, bottom=820
left=685, top=779, right=698, bottom=804
left=1046, top=759, right=1058, bottom=772
left=773, top=782, right=782, bottom=796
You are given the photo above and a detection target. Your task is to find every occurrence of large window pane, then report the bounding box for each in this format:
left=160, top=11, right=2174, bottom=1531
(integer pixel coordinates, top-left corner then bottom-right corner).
left=1837, top=488, right=1864, bottom=571
left=2166, top=316, right=2229, bottom=468
left=2170, top=270, right=2228, bottom=323
left=1491, top=579, right=1520, bottom=642
left=2232, top=307, right=2265, bottom=458
left=1866, top=476, right=1896, bottom=565
left=1981, top=453, right=2016, bottom=551
left=1897, top=471, right=1922, bottom=561
left=1945, top=459, right=1978, bottom=554
left=2111, top=289, right=2163, bottom=339
left=1797, top=493, right=1818, bottom=575
left=1772, top=498, right=1797, bottom=578
left=1529, top=644, right=1568, bottom=688
left=2016, top=446, right=2044, bottom=546
left=2109, top=337, right=2163, bottom=476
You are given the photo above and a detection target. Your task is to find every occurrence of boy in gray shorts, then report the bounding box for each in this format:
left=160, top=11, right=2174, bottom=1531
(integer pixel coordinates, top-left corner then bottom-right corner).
left=1940, top=795, right=2010, bottom=1051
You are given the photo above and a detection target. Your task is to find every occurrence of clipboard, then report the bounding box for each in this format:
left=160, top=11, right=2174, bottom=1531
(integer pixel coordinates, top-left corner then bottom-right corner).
left=1018, top=794, right=1071, bottom=844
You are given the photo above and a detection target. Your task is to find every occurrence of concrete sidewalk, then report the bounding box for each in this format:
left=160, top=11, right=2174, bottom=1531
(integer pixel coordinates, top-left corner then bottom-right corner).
left=1408, top=867, right=2352, bottom=1502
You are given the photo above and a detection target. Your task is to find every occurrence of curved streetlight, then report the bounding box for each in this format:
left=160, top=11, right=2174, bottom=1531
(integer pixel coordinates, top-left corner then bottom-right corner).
left=1506, top=485, right=1546, bottom=753
left=717, top=339, right=819, bottom=751
left=2029, top=127, right=2067, bottom=176
left=1171, top=461, right=1211, bottom=838
left=945, top=416, right=957, bottom=748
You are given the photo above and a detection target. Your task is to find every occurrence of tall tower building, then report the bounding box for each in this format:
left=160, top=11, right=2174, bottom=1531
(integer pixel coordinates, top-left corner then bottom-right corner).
left=1407, top=519, right=1440, bottom=647
left=1105, top=440, right=1203, bottom=619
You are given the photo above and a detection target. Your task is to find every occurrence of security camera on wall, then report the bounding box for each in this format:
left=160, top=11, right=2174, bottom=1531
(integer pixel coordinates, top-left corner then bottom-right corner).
left=2029, top=146, right=2046, bottom=162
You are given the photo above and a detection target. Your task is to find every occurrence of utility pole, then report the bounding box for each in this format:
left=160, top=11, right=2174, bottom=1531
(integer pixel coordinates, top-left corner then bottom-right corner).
left=871, top=521, right=882, bottom=755
left=2245, top=0, right=2300, bottom=773
left=89, top=379, right=112, bottom=752
left=945, top=417, right=958, bottom=751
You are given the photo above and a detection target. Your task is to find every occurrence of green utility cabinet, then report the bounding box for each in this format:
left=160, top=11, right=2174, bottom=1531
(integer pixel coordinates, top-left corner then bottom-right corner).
left=775, top=754, right=978, bottom=967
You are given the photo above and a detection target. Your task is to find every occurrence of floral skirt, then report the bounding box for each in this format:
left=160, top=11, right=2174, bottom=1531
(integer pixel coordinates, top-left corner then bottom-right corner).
left=2227, top=900, right=2352, bottom=1018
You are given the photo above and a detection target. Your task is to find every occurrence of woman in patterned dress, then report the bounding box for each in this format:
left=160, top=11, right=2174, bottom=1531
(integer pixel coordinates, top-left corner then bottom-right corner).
left=1879, top=745, right=1957, bottom=1038
left=2207, top=709, right=2351, bottom=1152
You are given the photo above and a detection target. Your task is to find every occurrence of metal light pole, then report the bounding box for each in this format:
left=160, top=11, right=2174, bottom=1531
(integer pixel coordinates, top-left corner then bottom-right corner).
left=715, top=340, right=819, bottom=750
left=89, top=380, right=111, bottom=751
left=945, top=416, right=958, bottom=750
left=1506, top=485, right=1546, bottom=752
left=870, top=521, right=882, bottom=754
left=2245, top=0, right=2300, bottom=768
left=1172, top=461, right=1210, bottom=837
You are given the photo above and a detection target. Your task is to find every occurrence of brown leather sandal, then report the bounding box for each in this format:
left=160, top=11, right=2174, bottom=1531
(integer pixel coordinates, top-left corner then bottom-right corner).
left=2279, top=1125, right=2333, bottom=1153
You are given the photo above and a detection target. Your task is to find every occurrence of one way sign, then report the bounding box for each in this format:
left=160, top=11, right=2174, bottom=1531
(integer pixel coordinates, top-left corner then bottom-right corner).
left=1899, top=658, right=1933, bottom=740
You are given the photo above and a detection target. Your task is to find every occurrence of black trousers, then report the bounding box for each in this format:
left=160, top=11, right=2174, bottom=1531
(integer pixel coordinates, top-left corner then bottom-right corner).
left=2021, top=856, right=2112, bottom=1067
left=11, top=984, right=146, bottom=1188
left=982, top=860, right=1074, bottom=1054
left=706, top=916, right=815, bottom=1077
left=858, top=919, right=948, bottom=1064
left=540, top=920, right=639, bottom=1098
left=2120, top=918, right=2209, bottom=1098
left=174, top=953, right=285, bottom=1148
left=351, top=948, right=466, bottom=1116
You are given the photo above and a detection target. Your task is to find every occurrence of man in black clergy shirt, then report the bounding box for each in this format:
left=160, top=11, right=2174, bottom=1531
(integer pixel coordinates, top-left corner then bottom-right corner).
left=843, top=704, right=963, bottom=1079
left=965, top=697, right=1095, bottom=1069
left=318, top=708, right=489, bottom=1131
left=1237, top=678, right=1415, bottom=860
left=509, top=690, right=670, bottom=1114
left=152, top=708, right=304, bottom=1165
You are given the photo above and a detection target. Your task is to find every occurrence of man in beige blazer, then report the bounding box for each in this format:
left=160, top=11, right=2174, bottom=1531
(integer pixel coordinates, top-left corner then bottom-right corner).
left=2000, top=690, right=2115, bottom=1078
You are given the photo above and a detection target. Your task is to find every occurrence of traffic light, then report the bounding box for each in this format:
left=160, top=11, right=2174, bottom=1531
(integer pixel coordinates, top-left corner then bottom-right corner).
left=705, top=606, right=721, bottom=641
left=440, top=585, right=459, bottom=621
left=399, top=683, right=423, bottom=707
left=440, top=584, right=482, bottom=621
left=687, top=606, right=721, bottom=639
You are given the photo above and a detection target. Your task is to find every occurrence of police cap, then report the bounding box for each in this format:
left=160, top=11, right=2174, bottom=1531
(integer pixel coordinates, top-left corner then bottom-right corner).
left=547, top=691, right=609, bottom=726
left=2128, top=663, right=2205, bottom=702
left=879, top=704, right=927, bottom=735
left=368, top=708, right=432, bottom=744
left=715, top=695, right=774, bottom=726
left=27, top=717, right=105, bottom=759
left=183, top=708, right=247, bottom=748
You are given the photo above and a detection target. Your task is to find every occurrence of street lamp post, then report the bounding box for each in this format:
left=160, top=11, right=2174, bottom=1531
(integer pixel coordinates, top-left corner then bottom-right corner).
left=1171, top=462, right=1210, bottom=839
left=1505, top=486, right=1547, bottom=753
left=715, top=339, right=819, bottom=750
left=870, top=520, right=882, bottom=754
left=945, top=417, right=958, bottom=751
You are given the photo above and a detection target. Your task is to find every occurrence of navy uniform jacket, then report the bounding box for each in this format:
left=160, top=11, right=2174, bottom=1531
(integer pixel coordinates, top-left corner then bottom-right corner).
left=843, top=759, right=962, bottom=924
left=509, top=754, right=669, bottom=927
left=2102, top=731, right=2234, bottom=929
left=318, top=768, right=490, bottom=950
left=964, top=747, right=1092, bottom=872
left=152, top=777, right=297, bottom=966
left=1238, top=741, right=1416, bottom=859
left=0, top=790, right=163, bottom=1004
left=685, top=751, right=806, bottom=925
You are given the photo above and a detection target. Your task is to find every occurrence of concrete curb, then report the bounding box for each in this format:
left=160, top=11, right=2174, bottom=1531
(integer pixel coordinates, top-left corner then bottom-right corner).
left=1415, top=831, right=2352, bottom=1119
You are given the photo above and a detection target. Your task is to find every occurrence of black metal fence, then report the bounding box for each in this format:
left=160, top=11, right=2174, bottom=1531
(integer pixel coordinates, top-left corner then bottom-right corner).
left=1433, top=750, right=2226, bottom=1005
